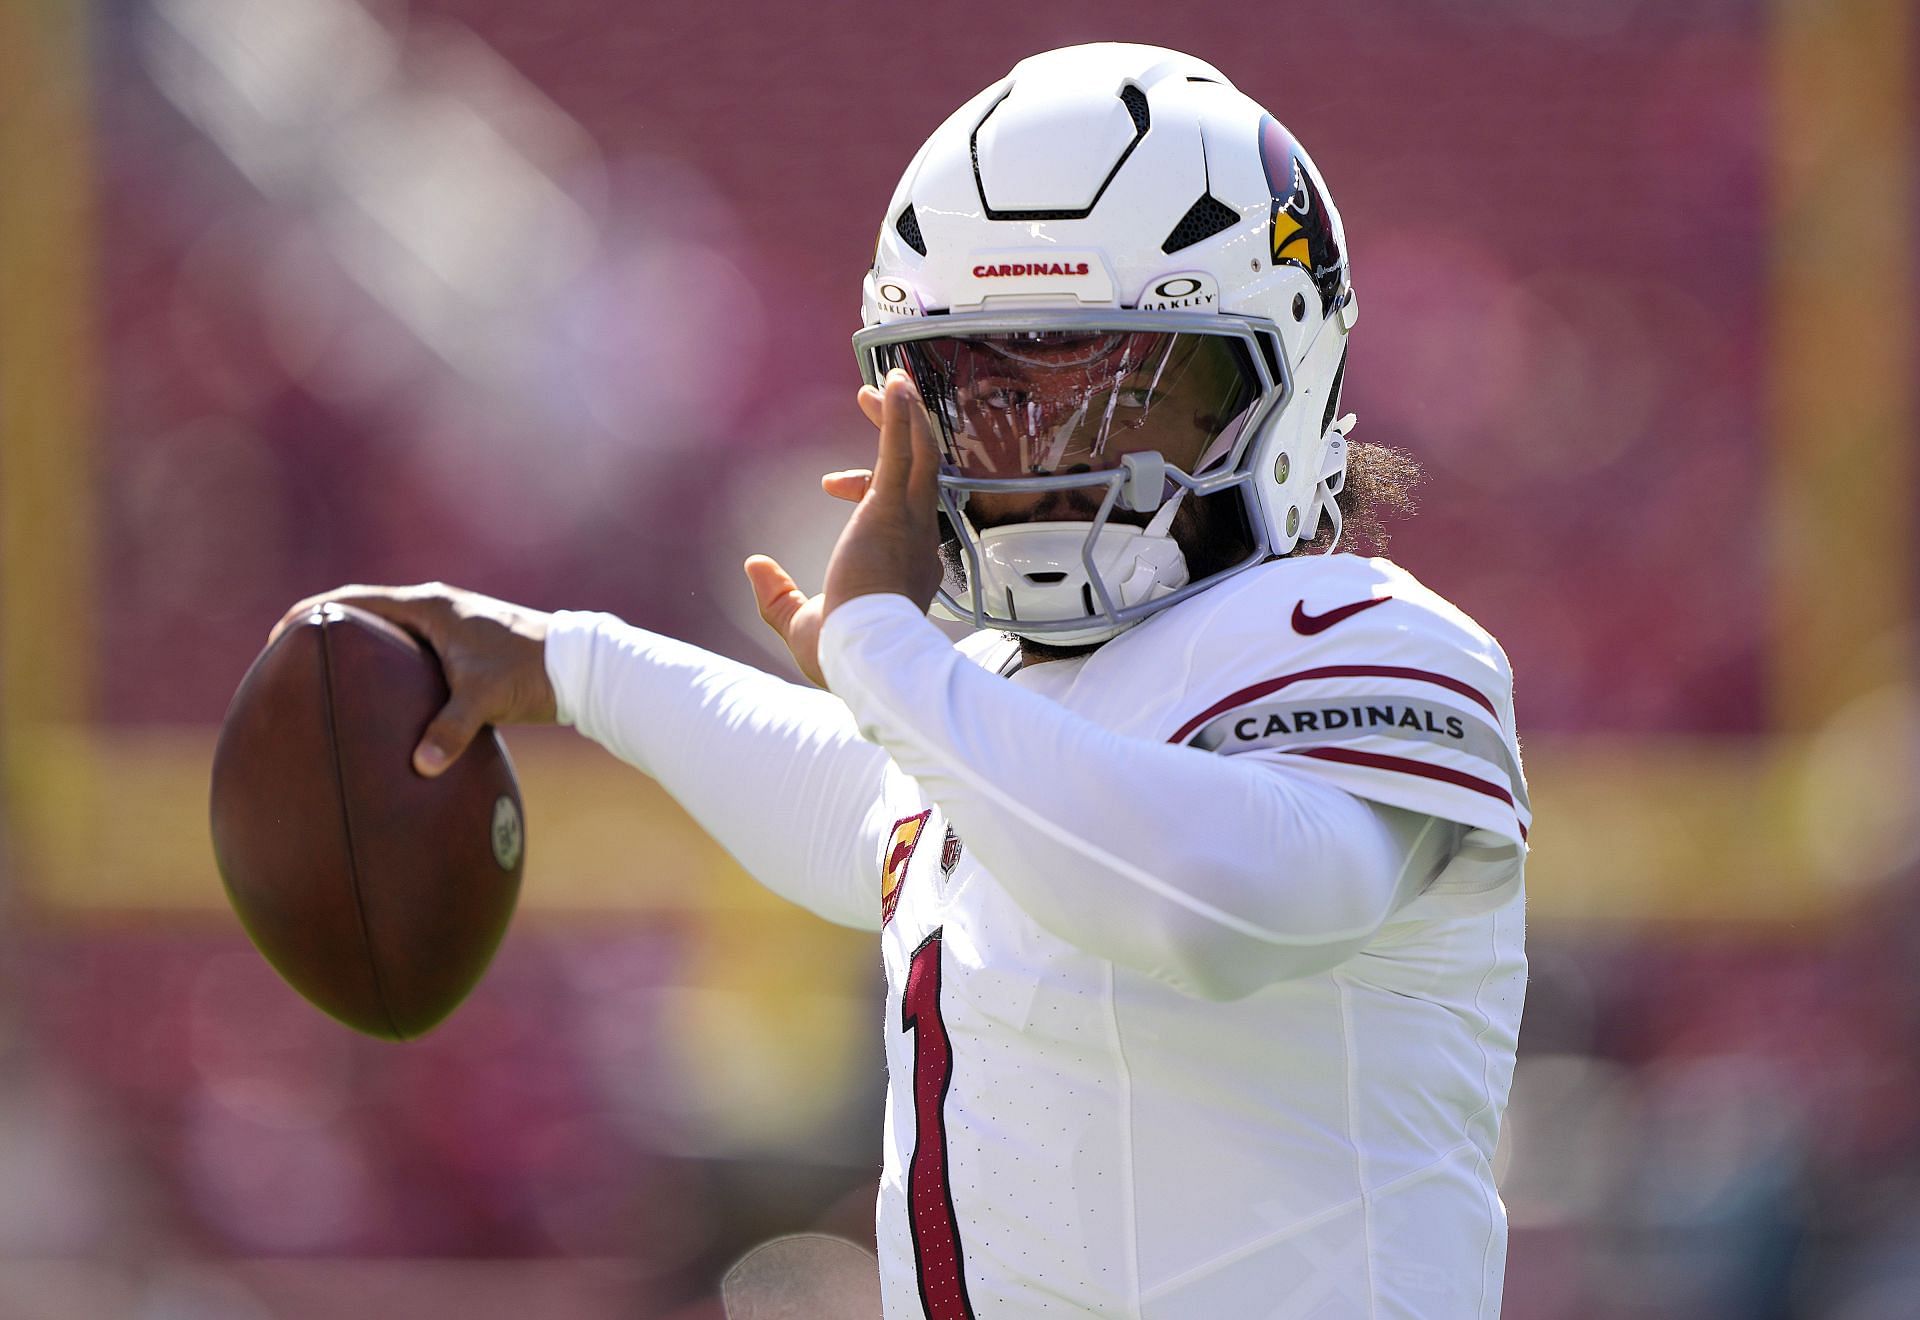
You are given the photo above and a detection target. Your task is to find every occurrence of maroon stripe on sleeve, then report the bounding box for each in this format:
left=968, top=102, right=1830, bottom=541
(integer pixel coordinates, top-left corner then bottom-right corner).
left=1167, top=664, right=1500, bottom=745
left=1287, top=747, right=1529, bottom=842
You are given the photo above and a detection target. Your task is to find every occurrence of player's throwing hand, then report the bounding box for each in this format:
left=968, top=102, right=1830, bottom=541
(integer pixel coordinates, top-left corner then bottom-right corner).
left=267, top=583, right=556, bottom=777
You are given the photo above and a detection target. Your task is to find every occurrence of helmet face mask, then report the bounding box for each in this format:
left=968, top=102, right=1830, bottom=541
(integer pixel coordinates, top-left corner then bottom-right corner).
left=856, top=43, right=1357, bottom=643
left=855, top=309, right=1287, bottom=641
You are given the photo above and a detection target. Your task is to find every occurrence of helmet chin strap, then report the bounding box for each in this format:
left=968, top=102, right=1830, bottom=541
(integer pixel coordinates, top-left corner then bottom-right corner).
left=1321, top=486, right=1344, bottom=554
left=1315, top=413, right=1358, bottom=555
left=1102, top=485, right=1191, bottom=613
left=1143, top=485, right=1185, bottom=539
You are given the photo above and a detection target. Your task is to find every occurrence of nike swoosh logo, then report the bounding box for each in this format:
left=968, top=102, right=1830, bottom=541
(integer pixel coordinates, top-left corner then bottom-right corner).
left=1291, top=595, right=1392, bottom=635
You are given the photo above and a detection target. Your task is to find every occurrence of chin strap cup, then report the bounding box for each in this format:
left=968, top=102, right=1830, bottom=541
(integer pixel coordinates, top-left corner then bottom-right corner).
left=954, top=520, right=1191, bottom=640
left=1113, top=532, right=1190, bottom=607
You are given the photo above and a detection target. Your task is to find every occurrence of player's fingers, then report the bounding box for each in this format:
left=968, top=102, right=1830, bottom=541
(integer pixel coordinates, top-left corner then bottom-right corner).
left=336, top=593, right=442, bottom=646
left=855, top=384, right=884, bottom=429
left=414, top=691, right=487, bottom=778
left=744, top=555, right=808, bottom=635
left=870, top=370, right=918, bottom=500
left=270, top=586, right=429, bottom=646
left=903, top=390, right=941, bottom=513
left=821, top=469, right=873, bottom=502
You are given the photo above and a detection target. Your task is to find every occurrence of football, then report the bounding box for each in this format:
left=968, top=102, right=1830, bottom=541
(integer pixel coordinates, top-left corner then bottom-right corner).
left=209, top=602, right=525, bottom=1040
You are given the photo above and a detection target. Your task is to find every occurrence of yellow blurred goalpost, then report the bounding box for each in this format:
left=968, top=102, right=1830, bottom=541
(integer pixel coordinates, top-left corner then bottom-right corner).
left=0, top=0, right=1913, bottom=926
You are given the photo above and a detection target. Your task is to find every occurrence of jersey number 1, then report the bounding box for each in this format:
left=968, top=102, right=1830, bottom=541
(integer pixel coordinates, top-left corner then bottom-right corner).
left=903, top=929, right=975, bottom=1319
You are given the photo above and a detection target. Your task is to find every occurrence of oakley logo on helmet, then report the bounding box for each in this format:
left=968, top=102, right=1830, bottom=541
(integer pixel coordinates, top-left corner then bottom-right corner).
left=1138, top=272, right=1219, bottom=311
left=874, top=281, right=922, bottom=319
left=972, top=261, right=1092, bottom=277
left=1259, top=116, right=1346, bottom=314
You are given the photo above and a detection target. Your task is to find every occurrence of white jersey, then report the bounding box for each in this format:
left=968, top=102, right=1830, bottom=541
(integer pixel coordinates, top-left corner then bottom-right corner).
left=544, top=552, right=1528, bottom=1319
left=842, top=556, right=1527, bottom=1319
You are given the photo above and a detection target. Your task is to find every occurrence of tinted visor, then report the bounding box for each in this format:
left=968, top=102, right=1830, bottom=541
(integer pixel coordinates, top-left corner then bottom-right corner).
left=872, top=331, right=1262, bottom=479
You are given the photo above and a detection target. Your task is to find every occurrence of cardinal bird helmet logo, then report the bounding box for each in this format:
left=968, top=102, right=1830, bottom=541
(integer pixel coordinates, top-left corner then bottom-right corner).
left=1259, top=116, right=1347, bottom=315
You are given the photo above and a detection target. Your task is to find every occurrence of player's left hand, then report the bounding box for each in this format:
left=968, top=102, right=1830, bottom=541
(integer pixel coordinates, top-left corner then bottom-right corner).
left=744, top=370, right=943, bottom=685
left=822, top=369, right=944, bottom=616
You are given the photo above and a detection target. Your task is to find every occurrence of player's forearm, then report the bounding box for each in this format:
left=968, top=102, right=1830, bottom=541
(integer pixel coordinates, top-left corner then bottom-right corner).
left=819, top=594, right=1434, bottom=995
left=545, top=611, right=888, bottom=931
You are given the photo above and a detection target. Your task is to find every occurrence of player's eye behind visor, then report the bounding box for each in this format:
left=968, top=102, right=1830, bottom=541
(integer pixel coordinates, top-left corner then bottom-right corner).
left=869, top=332, right=1261, bottom=480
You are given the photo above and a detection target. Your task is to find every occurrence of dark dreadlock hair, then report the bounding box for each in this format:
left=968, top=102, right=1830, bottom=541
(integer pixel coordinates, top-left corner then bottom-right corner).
left=1300, top=439, right=1423, bottom=557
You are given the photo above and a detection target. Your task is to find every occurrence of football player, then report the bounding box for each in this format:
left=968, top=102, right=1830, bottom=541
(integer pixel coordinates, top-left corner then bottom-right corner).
left=283, top=43, right=1528, bottom=1318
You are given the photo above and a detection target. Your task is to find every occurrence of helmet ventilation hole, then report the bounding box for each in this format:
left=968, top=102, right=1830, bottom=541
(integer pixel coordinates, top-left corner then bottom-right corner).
left=1025, top=571, right=1068, bottom=584
left=1292, top=293, right=1306, bottom=321
left=895, top=205, right=927, bottom=256
left=1161, top=194, right=1239, bottom=255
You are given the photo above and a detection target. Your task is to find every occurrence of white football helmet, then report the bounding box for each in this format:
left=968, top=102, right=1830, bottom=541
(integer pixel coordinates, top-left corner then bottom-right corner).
left=854, top=43, right=1358, bottom=644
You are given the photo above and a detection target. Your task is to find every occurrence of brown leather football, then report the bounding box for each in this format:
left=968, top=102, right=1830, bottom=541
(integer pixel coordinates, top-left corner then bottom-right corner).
left=209, top=603, right=525, bottom=1040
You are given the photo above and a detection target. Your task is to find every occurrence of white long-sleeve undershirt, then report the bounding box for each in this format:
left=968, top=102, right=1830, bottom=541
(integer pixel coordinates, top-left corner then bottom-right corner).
left=546, top=599, right=1448, bottom=998
left=818, top=594, right=1450, bottom=998
left=544, top=612, right=891, bottom=930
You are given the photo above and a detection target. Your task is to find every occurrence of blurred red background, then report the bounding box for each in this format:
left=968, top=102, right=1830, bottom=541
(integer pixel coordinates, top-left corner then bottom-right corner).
left=1, top=0, right=1915, bottom=1316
